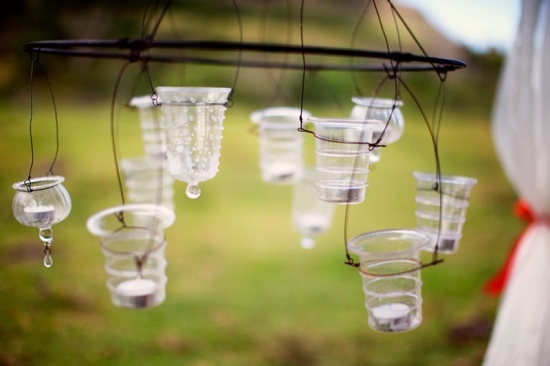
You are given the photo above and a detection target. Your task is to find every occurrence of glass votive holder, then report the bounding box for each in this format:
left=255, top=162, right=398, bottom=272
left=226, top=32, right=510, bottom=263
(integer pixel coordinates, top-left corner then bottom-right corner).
left=413, top=171, right=477, bottom=254
left=12, top=176, right=72, bottom=230
left=87, top=203, right=175, bottom=309
left=250, top=107, right=310, bottom=185
left=12, top=175, right=72, bottom=267
left=347, top=229, right=429, bottom=332
left=156, top=86, right=231, bottom=199
left=307, top=117, right=375, bottom=204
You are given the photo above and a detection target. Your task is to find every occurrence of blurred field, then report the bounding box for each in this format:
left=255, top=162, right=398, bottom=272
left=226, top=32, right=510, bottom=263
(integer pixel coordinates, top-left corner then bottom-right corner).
left=0, top=87, right=520, bottom=365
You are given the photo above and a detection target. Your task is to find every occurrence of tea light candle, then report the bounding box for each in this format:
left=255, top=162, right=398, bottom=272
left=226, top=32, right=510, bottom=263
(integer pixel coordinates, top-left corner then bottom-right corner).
left=116, top=278, right=157, bottom=308
left=370, top=303, right=411, bottom=332
left=24, top=205, right=55, bottom=225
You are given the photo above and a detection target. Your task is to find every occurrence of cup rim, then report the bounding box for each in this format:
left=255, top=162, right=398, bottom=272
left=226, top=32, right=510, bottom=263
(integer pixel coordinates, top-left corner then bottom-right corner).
left=413, top=171, right=478, bottom=185
left=306, top=117, right=381, bottom=126
left=347, top=229, right=430, bottom=258
left=156, top=86, right=232, bottom=105
left=351, top=96, right=404, bottom=108
left=12, top=175, right=66, bottom=192
left=360, top=258, right=423, bottom=278
left=129, top=95, right=158, bottom=109
left=87, top=203, right=176, bottom=237
left=250, top=107, right=311, bottom=124
left=156, top=86, right=232, bottom=93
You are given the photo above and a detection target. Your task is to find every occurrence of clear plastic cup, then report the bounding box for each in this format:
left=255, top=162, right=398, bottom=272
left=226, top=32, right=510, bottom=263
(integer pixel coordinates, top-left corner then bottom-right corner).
left=101, top=229, right=167, bottom=309
left=120, top=156, right=174, bottom=210
left=130, top=95, right=166, bottom=161
left=291, top=167, right=335, bottom=249
left=307, top=117, right=375, bottom=204
left=250, top=107, right=310, bottom=185
left=349, top=97, right=405, bottom=164
left=347, top=229, right=429, bottom=332
left=87, top=204, right=175, bottom=309
left=413, top=172, right=477, bottom=254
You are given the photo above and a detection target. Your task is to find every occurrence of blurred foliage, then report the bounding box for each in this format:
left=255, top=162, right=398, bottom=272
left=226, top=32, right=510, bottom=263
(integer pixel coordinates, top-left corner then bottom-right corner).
left=0, top=0, right=503, bottom=117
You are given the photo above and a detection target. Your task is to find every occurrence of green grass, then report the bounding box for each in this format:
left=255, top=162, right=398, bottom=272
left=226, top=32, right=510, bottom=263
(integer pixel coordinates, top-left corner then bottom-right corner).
left=0, top=95, right=518, bottom=366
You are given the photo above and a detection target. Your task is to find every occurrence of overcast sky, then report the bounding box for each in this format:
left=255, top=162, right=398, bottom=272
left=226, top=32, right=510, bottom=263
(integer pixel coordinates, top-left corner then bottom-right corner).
left=394, top=0, right=521, bottom=53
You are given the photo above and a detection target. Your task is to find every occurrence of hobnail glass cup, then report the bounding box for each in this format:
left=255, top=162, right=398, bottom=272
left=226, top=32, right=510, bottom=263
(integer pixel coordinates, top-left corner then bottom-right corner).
left=157, top=86, right=231, bottom=199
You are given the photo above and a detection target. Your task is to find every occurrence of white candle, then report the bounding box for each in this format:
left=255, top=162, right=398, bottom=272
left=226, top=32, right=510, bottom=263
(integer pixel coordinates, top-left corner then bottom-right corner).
left=24, top=205, right=55, bottom=225
left=370, top=303, right=412, bottom=332
left=116, top=278, right=157, bottom=308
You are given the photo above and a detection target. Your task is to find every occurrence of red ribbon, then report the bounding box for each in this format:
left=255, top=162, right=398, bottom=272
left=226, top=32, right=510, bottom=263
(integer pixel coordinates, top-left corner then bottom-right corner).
left=484, top=200, right=540, bottom=296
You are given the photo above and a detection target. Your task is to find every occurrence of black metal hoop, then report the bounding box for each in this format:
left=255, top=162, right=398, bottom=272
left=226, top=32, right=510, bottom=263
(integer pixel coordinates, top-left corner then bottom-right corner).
left=23, top=39, right=466, bottom=73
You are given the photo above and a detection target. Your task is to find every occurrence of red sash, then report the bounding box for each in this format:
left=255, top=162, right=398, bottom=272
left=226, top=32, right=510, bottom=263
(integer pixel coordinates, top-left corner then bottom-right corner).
left=484, top=200, right=547, bottom=295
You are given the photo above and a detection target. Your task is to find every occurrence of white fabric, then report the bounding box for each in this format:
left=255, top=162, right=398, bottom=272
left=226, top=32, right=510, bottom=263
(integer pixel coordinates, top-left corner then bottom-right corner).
left=484, top=0, right=550, bottom=364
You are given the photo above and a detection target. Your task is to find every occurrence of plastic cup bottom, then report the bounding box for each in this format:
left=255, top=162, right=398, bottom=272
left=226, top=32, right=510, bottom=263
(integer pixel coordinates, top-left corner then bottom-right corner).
left=316, top=180, right=366, bottom=204
left=107, top=275, right=166, bottom=309
left=366, top=295, right=422, bottom=333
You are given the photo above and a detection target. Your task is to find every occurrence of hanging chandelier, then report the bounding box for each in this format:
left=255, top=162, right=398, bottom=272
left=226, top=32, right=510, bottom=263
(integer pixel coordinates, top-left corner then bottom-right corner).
left=12, top=0, right=476, bottom=333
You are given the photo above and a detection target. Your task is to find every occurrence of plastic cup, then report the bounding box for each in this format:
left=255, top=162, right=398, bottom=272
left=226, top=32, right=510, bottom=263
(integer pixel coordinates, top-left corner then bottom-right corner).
left=291, top=167, right=335, bottom=249
left=120, top=156, right=175, bottom=210
left=349, top=97, right=405, bottom=164
left=250, top=107, right=310, bottom=185
left=101, top=229, right=167, bottom=309
left=130, top=95, right=166, bottom=161
left=347, top=229, right=429, bottom=332
left=87, top=204, right=175, bottom=309
left=307, top=117, right=375, bottom=204
left=413, top=172, right=477, bottom=254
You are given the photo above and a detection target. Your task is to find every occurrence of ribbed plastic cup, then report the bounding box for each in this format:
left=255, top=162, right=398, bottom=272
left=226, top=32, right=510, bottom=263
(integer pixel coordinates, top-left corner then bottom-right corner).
left=87, top=204, right=175, bottom=309
left=349, top=97, right=405, bottom=164
left=120, top=156, right=175, bottom=210
left=101, top=229, right=167, bottom=309
left=413, top=172, right=477, bottom=254
left=308, top=117, right=375, bottom=204
left=250, top=107, right=310, bottom=185
left=130, top=95, right=166, bottom=161
left=347, top=229, right=429, bottom=332
left=291, top=167, right=335, bottom=249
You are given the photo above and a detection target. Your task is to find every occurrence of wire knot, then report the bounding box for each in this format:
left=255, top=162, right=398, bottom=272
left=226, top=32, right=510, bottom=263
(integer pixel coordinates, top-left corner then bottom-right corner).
left=24, top=178, right=32, bottom=192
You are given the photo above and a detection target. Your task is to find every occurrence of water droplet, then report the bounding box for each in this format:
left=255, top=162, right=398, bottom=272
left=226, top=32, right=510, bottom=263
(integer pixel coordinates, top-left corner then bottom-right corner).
left=186, top=184, right=201, bottom=199
left=300, top=237, right=315, bottom=249
left=39, top=227, right=53, bottom=244
left=44, top=253, right=53, bottom=268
